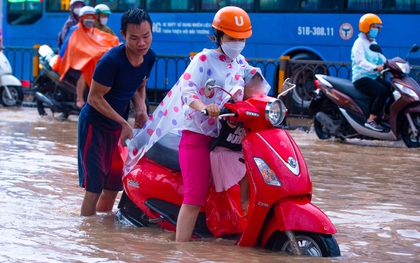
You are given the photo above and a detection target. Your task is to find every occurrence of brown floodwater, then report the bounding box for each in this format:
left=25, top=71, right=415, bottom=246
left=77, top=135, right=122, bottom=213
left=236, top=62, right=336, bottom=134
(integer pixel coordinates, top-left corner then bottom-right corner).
left=0, top=107, right=419, bottom=263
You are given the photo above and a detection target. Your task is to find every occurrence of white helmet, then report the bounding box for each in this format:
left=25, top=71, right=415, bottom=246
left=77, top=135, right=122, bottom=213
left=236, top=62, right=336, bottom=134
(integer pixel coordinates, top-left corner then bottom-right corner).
left=79, top=6, right=96, bottom=17
left=95, top=4, right=112, bottom=14
left=69, top=0, right=84, bottom=6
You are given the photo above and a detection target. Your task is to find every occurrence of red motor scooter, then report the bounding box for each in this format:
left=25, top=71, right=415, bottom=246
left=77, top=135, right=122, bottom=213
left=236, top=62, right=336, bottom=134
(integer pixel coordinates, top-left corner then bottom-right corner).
left=117, top=79, right=340, bottom=257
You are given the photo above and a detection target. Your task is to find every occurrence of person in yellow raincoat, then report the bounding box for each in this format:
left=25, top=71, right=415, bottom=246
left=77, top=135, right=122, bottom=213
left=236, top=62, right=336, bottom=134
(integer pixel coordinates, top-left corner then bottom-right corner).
left=53, top=5, right=119, bottom=109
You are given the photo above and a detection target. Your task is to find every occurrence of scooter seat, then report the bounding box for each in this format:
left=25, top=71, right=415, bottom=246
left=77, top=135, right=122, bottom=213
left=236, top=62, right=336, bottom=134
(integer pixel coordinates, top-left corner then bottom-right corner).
left=145, top=131, right=181, bottom=171
left=323, top=76, right=371, bottom=100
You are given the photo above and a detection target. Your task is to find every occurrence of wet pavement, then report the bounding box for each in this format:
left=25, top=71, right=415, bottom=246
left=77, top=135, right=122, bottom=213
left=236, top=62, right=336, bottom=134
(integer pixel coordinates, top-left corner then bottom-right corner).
left=0, top=106, right=419, bottom=262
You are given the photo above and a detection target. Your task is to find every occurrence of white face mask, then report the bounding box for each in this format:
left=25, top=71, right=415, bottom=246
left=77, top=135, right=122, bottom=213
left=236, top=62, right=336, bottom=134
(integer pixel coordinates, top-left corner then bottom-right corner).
left=221, top=41, right=245, bottom=59
left=100, top=17, right=108, bottom=26
left=83, top=19, right=95, bottom=28
left=73, top=7, right=81, bottom=16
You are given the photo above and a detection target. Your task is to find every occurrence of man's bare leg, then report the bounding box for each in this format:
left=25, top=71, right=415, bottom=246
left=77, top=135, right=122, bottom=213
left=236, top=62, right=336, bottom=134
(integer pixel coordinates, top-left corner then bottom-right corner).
left=76, top=74, right=87, bottom=109
left=81, top=191, right=101, bottom=216
left=96, top=189, right=119, bottom=213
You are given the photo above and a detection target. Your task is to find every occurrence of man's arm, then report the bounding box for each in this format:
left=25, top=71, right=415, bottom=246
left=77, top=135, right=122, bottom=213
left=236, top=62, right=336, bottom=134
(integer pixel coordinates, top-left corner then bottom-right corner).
left=88, top=79, right=133, bottom=144
left=131, top=79, right=149, bottom=129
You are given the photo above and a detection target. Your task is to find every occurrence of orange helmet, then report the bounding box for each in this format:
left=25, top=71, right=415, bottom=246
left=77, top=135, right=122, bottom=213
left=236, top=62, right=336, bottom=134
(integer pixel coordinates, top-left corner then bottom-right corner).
left=212, top=6, right=252, bottom=39
left=359, top=13, right=382, bottom=33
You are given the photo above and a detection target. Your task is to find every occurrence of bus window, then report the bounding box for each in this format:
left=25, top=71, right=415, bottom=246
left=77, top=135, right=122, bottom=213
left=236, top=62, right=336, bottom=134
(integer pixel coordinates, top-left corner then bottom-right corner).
left=47, top=0, right=68, bottom=12
left=94, top=0, right=120, bottom=12
left=7, top=0, right=42, bottom=25
left=259, top=0, right=299, bottom=11
left=146, top=0, right=195, bottom=11
left=201, top=0, right=254, bottom=11
left=300, top=0, right=342, bottom=12
left=47, top=0, right=93, bottom=12
left=391, top=0, right=420, bottom=10
left=110, top=0, right=141, bottom=12
left=347, top=0, right=383, bottom=10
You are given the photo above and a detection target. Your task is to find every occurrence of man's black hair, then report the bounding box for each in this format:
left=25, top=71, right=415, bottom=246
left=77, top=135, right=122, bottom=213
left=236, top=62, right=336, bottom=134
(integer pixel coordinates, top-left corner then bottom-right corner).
left=120, top=8, right=152, bottom=35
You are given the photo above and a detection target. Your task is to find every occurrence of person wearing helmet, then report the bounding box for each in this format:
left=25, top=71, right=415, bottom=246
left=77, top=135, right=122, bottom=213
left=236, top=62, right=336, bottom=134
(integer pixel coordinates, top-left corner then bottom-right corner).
left=57, top=0, right=85, bottom=50
left=77, top=8, right=155, bottom=216
left=56, top=5, right=119, bottom=110
left=174, top=6, right=254, bottom=242
left=351, top=13, right=393, bottom=132
left=94, top=4, right=116, bottom=36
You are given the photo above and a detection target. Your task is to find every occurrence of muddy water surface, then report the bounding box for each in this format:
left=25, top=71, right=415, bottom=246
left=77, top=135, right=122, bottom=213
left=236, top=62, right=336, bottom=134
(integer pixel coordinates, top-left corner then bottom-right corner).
left=0, top=107, right=419, bottom=262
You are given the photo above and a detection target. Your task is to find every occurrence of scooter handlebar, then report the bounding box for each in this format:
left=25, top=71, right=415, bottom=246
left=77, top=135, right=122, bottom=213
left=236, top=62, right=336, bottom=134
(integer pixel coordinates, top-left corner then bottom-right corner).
left=201, top=107, right=235, bottom=118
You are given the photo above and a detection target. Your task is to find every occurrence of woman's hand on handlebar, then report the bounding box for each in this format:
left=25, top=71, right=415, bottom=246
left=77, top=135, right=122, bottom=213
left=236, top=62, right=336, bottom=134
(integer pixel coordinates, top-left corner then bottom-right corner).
left=202, top=104, right=220, bottom=118
left=376, top=65, right=384, bottom=72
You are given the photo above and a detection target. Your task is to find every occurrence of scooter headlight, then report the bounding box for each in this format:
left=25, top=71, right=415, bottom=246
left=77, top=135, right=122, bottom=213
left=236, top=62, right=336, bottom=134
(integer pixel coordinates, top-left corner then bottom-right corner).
left=265, top=99, right=287, bottom=127
left=254, top=157, right=282, bottom=187
left=395, top=83, right=419, bottom=100
left=396, top=62, right=411, bottom=74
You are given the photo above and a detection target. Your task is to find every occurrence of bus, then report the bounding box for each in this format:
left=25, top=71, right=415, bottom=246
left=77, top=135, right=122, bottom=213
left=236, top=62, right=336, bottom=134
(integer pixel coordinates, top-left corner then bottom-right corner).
left=2, top=0, right=420, bottom=108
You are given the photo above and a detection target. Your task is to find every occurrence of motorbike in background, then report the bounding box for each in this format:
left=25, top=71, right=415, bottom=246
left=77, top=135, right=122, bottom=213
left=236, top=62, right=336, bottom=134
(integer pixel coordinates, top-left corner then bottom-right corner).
left=31, top=45, right=86, bottom=120
left=32, top=45, right=148, bottom=120
left=0, top=46, right=23, bottom=107
left=310, top=44, right=420, bottom=148
left=116, top=79, right=341, bottom=257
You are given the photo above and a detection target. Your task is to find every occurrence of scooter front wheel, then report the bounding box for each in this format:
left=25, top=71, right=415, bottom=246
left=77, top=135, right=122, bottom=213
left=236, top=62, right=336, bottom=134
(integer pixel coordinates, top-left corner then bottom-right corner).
left=0, top=86, right=23, bottom=107
left=271, top=231, right=341, bottom=257
left=401, top=112, right=420, bottom=148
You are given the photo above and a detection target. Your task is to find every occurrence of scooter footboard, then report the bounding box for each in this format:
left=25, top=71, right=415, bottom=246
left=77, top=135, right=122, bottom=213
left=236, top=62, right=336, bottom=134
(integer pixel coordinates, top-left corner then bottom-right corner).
left=260, top=195, right=337, bottom=247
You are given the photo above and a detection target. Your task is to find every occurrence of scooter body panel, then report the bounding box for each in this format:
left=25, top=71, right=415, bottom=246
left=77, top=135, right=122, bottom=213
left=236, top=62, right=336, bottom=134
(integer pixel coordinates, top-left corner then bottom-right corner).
left=0, top=74, right=22, bottom=86
left=321, top=86, right=365, bottom=116
left=237, top=128, right=312, bottom=247
left=259, top=195, right=337, bottom=248
left=0, top=52, right=13, bottom=76
left=124, top=157, right=184, bottom=212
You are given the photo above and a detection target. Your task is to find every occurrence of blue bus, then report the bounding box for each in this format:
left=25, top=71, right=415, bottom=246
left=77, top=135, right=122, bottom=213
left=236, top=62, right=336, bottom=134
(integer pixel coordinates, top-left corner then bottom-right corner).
left=3, top=0, right=420, bottom=106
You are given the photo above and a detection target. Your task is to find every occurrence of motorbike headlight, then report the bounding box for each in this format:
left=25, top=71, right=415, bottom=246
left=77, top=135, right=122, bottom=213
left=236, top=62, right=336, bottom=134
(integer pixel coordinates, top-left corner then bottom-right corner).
left=395, top=83, right=419, bottom=100
left=396, top=62, right=411, bottom=74
left=265, top=99, right=287, bottom=126
left=254, top=157, right=282, bottom=187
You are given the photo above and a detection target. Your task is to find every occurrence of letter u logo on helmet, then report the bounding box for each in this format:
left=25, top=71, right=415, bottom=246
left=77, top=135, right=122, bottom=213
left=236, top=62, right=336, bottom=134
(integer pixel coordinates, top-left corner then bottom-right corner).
left=359, top=13, right=382, bottom=33
left=212, top=6, right=252, bottom=39
left=234, top=16, right=244, bottom=26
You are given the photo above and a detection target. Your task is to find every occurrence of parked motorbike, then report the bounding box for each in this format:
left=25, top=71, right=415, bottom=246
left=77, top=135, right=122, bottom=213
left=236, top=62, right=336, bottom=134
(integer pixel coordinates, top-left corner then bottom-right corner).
left=31, top=45, right=86, bottom=119
left=32, top=45, right=148, bottom=120
left=116, top=79, right=341, bottom=257
left=0, top=46, right=23, bottom=107
left=310, top=44, right=420, bottom=148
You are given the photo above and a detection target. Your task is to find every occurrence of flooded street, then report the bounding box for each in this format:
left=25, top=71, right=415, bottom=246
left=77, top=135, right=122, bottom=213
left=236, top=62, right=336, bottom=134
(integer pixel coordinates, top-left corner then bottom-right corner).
left=0, top=106, right=419, bottom=263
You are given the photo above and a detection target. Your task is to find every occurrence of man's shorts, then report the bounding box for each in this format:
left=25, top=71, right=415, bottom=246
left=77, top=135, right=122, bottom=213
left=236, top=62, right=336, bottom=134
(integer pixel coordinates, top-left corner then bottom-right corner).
left=78, top=118, right=124, bottom=194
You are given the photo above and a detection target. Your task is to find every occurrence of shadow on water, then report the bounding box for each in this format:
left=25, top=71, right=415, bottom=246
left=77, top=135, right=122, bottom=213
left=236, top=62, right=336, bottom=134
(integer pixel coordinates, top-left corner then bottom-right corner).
left=0, top=107, right=419, bottom=262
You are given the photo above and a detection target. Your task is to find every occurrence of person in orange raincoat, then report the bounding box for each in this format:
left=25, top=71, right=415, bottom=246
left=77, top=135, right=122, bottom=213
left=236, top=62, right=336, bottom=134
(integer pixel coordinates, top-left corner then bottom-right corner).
left=53, top=5, right=119, bottom=109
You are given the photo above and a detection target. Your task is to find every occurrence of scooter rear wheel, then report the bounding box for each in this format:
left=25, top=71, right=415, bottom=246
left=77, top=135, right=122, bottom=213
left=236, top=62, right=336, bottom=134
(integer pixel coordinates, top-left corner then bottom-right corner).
left=270, top=231, right=341, bottom=257
left=313, top=104, right=342, bottom=140
left=401, top=112, right=420, bottom=148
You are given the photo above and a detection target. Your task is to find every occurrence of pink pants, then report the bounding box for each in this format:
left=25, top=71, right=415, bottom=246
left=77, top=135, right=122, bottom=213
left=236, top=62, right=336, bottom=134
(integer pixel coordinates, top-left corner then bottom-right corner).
left=179, top=130, right=212, bottom=206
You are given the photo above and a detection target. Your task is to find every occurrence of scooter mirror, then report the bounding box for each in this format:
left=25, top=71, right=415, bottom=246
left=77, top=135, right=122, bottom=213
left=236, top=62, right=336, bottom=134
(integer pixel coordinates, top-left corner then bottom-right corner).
left=369, top=44, right=383, bottom=54
left=277, top=78, right=296, bottom=99
left=410, top=44, right=419, bottom=53
left=204, top=78, right=220, bottom=98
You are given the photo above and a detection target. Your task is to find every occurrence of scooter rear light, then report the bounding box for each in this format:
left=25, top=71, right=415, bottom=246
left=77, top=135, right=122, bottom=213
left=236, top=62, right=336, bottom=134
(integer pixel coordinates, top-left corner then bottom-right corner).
left=314, top=79, right=321, bottom=89
left=254, top=157, right=282, bottom=187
